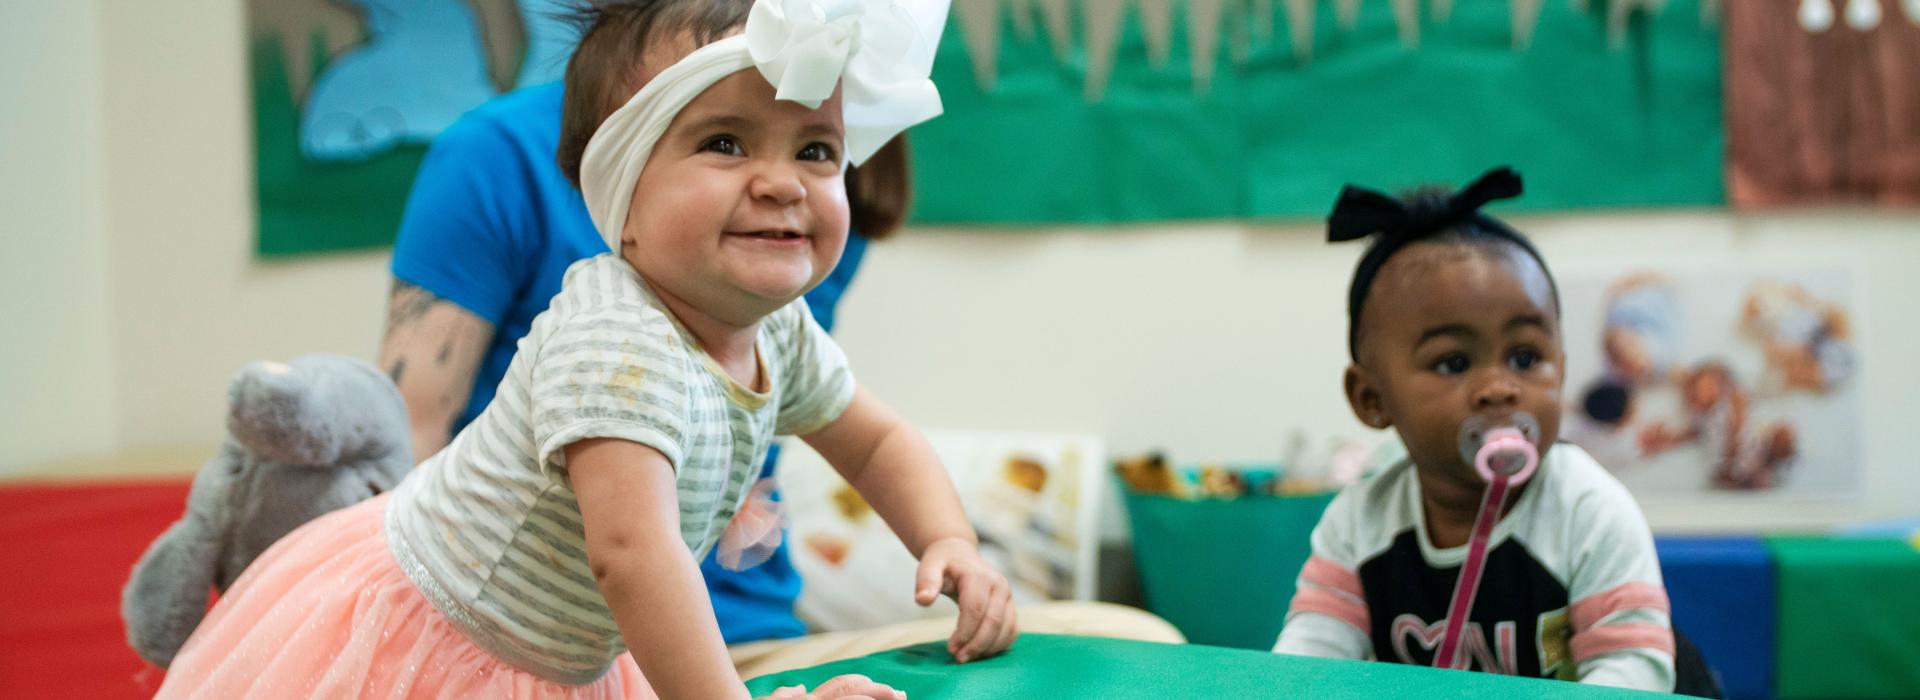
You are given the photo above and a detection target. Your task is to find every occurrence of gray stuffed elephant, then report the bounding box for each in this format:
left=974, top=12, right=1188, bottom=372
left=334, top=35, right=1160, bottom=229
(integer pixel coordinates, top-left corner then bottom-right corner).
left=121, top=354, right=413, bottom=667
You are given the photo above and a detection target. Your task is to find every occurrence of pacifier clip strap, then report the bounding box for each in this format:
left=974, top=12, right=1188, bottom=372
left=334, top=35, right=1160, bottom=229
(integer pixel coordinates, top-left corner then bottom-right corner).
left=1432, top=472, right=1511, bottom=671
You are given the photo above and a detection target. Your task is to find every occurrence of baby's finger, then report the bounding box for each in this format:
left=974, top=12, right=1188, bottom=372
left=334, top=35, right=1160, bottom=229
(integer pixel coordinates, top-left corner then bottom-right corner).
left=947, top=573, right=991, bottom=660
left=810, top=673, right=872, bottom=692
left=811, top=673, right=904, bottom=700
left=958, top=581, right=1010, bottom=662
left=992, top=610, right=1019, bottom=657
left=979, top=595, right=1018, bottom=660
left=913, top=557, right=947, bottom=607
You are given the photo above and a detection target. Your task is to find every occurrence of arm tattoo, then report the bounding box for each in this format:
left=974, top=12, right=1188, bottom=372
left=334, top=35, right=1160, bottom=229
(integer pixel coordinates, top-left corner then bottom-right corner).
left=386, top=280, right=439, bottom=333
left=382, top=281, right=441, bottom=385
left=380, top=279, right=488, bottom=429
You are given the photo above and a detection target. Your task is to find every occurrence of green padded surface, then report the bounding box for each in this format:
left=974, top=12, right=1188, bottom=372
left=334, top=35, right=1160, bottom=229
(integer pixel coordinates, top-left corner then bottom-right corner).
left=1768, top=537, right=1920, bottom=699
left=746, top=634, right=1672, bottom=698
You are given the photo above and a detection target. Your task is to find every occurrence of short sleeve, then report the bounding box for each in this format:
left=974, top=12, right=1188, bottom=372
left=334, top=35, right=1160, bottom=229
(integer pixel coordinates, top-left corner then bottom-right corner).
left=530, top=310, right=691, bottom=479
left=390, top=112, right=539, bottom=325
left=1274, top=487, right=1373, bottom=659
left=772, top=302, right=856, bottom=436
left=1566, top=470, right=1676, bottom=691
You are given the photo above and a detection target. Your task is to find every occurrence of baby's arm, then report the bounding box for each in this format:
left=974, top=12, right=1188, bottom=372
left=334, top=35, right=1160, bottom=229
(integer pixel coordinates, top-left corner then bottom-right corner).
left=1274, top=491, right=1372, bottom=660
left=571, top=438, right=905, bottom=700
left=1273, top=614, right=1371, bottom=660
left=570, top=438, right=757, bottom=699
left=1566, top=480, right=1675, bottom=691
left=801, top=387, right=1016, bottom=663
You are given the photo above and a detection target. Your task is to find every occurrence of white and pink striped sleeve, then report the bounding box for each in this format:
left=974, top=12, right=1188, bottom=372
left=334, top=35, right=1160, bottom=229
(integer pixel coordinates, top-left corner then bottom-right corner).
left=1274, top=491, right=1372, bottom=660
left=1566, top=479, right=1675, bottom=692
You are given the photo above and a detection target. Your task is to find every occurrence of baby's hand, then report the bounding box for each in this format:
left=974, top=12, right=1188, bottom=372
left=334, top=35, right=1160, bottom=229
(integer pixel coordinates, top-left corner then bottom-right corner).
left=758, top=674, right=905, bottom=700
left=915, top=537, right=1017, bottom=664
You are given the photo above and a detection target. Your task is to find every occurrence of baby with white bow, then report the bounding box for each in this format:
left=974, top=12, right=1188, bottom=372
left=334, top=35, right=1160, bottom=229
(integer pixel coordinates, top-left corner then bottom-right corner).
left=153, top=2, right=1011, bottom=698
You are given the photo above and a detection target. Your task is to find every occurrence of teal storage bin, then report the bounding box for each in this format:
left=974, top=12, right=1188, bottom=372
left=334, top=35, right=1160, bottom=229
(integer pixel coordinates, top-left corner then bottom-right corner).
left=1121, top=484, right=1335, bottom=649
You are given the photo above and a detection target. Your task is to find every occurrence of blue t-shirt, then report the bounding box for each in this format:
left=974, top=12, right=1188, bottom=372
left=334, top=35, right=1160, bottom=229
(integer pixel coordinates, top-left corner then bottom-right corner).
left=390, top=82, right=868, bottom=644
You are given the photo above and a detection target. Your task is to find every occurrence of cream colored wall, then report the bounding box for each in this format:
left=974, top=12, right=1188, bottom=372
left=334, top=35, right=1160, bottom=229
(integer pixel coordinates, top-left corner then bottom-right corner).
left=4, top=1, right=1915, bottom=531
left=831, top=212, right=1920, bottom=533
left=38, top=200, right=1911, bottom=530
left=0, top=1, right=120, bottom=472
left=94, top=0, right=390, bottom=454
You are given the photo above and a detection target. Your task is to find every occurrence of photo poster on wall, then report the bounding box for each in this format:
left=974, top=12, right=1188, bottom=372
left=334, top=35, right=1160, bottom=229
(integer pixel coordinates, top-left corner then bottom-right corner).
left=248, top=0, right=1724, bottom=257
left=1559, top=267, right=1864, bottom=501
left=778, top=430, right=1102, bottom=632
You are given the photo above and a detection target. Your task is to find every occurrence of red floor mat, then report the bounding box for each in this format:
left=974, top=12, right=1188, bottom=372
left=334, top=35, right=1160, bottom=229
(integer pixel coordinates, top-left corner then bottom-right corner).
left=0, top=479, right=191, bottom=699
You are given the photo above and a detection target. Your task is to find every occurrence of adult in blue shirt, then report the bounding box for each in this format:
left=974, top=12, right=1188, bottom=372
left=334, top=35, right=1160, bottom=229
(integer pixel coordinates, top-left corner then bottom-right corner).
left=377, top=81, right=906, bottom=650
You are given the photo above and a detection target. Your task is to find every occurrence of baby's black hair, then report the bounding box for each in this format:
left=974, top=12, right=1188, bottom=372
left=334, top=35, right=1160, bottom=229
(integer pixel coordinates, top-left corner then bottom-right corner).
left=1330, top=166, right=1560, bottom=360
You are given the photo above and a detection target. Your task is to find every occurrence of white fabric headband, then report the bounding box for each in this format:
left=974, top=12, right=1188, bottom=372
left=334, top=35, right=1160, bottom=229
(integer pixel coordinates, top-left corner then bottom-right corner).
left=580, top=0, right=951, bottom=252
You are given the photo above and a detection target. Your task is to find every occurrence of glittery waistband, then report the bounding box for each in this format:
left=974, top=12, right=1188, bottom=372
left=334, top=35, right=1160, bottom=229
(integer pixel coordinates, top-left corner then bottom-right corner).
left=383, top=496, right=614, bottom=686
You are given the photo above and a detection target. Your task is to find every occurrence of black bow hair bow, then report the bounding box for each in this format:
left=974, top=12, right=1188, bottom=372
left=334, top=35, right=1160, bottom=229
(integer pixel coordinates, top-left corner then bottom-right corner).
left=1326, top=166, right=1524, bottom=243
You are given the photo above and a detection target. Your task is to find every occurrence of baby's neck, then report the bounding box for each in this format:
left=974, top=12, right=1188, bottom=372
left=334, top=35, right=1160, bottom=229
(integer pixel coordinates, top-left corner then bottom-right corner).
left=647, top=282, right=765, bottom=390
left=1416, top=468, right=1526, bottom=550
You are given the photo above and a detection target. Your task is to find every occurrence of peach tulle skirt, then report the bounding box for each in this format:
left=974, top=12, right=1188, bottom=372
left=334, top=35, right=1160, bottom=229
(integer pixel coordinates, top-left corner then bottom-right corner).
left=155, top=494, right=653, bottom=699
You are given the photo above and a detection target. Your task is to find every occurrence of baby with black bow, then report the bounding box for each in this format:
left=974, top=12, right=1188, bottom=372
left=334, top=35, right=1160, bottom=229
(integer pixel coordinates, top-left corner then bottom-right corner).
left=1272, top=168, right=1677, bottom=693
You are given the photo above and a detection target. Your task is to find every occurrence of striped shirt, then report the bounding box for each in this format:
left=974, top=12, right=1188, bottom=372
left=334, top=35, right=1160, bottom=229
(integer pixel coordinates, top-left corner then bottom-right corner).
left=385, top=254, right=854, bottom=684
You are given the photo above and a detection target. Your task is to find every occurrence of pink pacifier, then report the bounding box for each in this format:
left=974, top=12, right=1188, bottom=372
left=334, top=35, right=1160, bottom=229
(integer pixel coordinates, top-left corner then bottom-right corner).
left=1473, top=428, right=1539, bottom=486
left=1433, top=414, right=1541, bottom=671
left=1457, top=414, right=1542, bottom=486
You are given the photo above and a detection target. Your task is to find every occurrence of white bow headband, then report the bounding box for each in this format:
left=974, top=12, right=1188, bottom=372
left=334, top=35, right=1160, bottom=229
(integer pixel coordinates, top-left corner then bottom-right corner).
left=580, top=0, right=951, bottom=252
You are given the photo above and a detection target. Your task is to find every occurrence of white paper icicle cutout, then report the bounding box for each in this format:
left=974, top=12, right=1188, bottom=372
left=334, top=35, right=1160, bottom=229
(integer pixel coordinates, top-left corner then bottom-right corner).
left=1512, top=0, right=1543, bottom=49
left=1392, top=0, right=1421, bottom=47
left=1433, top=0, right=1456, bottom=24
left=1189, top=0, right=1224, bottom=95
left=1337, top=0, right=1364, bottom=30
left=1800, top=0, right=1836, bottom=32
left=1845, top=0, right=1882, bottom=30
left=1286, top=0, right=1317, bottom=60
left=1607, top=0, right=1631, bottom=46
left=1008, top=0, right=1035, bottom=39
left=1039, top=0, right=1073, bottom=61
left=1139, top=0, right=1175, bottom=68
left=1083, top=0, right=1124, bottom=101
left=954, top=0, right=999, bottom=90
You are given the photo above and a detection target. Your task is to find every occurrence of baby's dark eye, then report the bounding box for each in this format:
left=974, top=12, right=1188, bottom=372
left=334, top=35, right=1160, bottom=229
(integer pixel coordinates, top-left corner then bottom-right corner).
left=798, top=142, right=836, bottom=162
left=1432, top=354, right=1470, bottom=376
left=1510, top=347, right=1541, bottom=371
left=701, top=136, right=745, bottom=156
